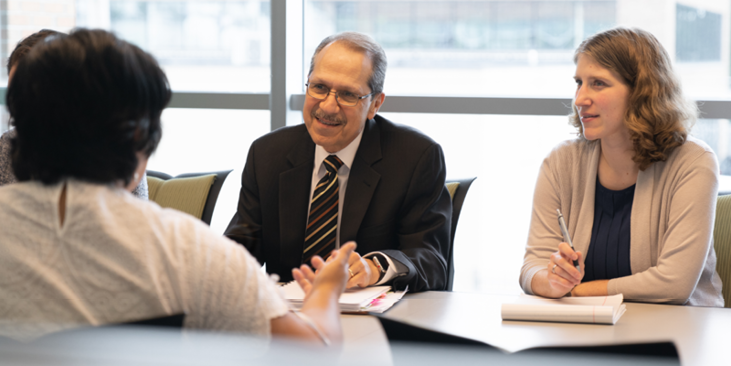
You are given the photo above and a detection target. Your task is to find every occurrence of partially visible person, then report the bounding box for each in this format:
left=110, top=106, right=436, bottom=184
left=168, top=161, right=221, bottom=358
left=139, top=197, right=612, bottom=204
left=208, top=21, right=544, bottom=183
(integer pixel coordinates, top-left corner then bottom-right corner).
left=0, top=29, right=148, bottom=199
left=0, top=28, right=350, bottom=344
left=521, top=27, right=724, bottom=306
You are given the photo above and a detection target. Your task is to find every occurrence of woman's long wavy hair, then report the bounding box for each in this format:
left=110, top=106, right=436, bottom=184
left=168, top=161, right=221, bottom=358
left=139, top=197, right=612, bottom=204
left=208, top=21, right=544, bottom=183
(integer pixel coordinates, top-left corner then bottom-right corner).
left=570, top=27, right=697, bottom=170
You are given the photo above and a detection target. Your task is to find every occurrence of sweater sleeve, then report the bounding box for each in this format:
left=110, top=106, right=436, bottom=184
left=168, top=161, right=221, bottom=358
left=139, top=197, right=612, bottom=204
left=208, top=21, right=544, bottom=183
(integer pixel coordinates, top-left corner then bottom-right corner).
left=175, top=217, right=290, bottom=336
left=607, top=150, right=719, bottom=304
left=521, top=150, right=565, bottom=294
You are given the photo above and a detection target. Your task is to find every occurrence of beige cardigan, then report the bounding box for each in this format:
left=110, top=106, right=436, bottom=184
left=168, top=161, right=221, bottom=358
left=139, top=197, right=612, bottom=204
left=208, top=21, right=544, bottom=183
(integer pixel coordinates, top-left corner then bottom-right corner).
left=521, top=137, right=724, bottom=306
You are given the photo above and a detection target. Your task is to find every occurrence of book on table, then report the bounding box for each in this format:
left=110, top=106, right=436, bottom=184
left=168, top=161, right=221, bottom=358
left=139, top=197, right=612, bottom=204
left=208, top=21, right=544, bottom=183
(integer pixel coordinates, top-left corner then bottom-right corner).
left=501, top=294, right=626, bottom=325
left=280, top=282, right=394, bottom=313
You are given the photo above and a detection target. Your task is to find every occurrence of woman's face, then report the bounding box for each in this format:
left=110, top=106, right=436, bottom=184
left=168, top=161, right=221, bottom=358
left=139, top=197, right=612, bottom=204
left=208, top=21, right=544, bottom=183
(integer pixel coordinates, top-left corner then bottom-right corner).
left=573, top=54, right=632, bottom=143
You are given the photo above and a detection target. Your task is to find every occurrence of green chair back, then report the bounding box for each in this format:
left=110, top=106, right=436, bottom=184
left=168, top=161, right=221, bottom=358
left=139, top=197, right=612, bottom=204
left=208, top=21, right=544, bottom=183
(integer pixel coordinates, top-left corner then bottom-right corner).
left=147, top=175, right=216, bottom=221
left=147, top=170, right=232, bottom=225
left=713, top=194, right=731, bottom=308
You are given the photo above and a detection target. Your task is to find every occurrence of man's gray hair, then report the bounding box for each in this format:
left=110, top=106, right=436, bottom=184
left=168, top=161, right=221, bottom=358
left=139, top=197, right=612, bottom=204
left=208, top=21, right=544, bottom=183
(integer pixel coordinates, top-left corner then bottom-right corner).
left=308, top=32, right=387, bottom=95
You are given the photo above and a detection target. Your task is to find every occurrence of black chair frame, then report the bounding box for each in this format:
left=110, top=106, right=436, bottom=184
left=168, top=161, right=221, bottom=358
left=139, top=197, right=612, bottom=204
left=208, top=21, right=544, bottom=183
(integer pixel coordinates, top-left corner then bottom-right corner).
left=444, top=177, right=477, bottom=291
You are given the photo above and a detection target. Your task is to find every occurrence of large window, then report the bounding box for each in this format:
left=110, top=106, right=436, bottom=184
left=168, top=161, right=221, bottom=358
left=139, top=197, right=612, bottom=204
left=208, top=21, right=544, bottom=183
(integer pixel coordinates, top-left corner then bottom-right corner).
left=305, top=1, right=730, bottom=99
left=149, top=109, right=270, bottom=235
left=76, top=0, right=271, bottom=92
left=2, top=0, right=730, bottom=294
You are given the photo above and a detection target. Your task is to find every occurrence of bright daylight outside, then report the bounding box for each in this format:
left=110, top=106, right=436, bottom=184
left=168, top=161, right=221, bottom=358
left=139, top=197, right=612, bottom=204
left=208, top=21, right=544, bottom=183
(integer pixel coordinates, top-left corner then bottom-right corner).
left=2, top=0, right=729, bottom=294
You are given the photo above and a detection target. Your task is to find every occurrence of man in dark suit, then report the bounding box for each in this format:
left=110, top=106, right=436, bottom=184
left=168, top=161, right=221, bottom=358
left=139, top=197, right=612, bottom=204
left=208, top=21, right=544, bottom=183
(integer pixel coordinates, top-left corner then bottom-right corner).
left=225, top=32, right=451, bottom=292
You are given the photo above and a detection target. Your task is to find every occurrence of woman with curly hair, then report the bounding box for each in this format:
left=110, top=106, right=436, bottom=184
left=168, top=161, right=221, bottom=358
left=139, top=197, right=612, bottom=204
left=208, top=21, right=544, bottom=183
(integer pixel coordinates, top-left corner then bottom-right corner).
left=520, top=27, right=724, bottom=306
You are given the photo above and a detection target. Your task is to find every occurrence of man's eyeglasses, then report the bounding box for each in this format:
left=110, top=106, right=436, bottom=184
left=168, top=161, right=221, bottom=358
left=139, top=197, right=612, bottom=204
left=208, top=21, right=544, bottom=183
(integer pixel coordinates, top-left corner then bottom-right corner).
left=305, top=83, right=374, bottom=107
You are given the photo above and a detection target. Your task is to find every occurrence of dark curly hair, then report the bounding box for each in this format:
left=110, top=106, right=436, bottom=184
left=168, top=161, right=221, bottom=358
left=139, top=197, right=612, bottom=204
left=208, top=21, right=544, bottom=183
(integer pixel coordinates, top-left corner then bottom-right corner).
left=7, top=28, right=171, bottom=185
left=7, top=29, right=62, bottom=76
left=570, top=27, right=697, bottom=170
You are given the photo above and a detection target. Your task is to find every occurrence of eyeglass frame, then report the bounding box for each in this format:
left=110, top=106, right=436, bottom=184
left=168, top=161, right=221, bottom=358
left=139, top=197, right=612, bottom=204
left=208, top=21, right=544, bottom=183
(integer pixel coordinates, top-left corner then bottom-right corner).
left=305, top=83, right=375, bottom=107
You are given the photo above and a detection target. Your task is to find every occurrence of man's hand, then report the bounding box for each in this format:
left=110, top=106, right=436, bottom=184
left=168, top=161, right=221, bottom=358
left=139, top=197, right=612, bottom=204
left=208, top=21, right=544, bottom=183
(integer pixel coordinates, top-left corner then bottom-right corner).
left=344, top=244, right=380, bottom=288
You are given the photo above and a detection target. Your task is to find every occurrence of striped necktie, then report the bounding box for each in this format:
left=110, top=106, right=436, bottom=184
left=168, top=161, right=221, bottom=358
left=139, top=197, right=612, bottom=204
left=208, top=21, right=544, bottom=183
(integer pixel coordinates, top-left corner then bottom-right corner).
left=303, top=155, right=343, bottom=264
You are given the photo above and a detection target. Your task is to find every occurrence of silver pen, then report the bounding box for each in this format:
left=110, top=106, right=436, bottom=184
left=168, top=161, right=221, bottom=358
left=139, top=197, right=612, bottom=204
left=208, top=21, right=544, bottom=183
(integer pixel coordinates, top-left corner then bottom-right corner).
left=556, top=209, right=581, bottom=271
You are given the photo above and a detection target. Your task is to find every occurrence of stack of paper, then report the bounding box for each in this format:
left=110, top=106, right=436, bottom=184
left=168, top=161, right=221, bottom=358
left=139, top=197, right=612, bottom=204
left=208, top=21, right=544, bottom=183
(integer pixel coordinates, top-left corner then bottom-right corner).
left=280, top=282, right=391, bottom=312
left=501, top=294, right=626, bottom=325
left=365, top=288, right=408, bottom=313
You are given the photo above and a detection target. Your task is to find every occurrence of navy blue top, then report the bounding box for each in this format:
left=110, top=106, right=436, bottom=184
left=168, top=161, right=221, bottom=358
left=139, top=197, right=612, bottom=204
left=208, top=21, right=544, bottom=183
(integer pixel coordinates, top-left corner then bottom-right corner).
left=582, top=179, right=635, bottom=282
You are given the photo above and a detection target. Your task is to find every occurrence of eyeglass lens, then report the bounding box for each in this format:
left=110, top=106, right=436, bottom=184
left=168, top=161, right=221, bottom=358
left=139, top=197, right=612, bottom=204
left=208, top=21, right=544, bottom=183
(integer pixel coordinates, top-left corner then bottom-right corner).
left=308, top=84, right=359, bottom=106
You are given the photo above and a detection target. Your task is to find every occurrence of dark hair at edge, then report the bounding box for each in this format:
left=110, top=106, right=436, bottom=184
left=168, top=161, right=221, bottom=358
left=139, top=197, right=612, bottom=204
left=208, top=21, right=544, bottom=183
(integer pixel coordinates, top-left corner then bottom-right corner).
left=569, top=27, right=697, bottom=171
left=7, top=29, right=63, bottom=75
left=6, top=28, right=171, bottom=186
left=307, top=32, right=387, bottom=95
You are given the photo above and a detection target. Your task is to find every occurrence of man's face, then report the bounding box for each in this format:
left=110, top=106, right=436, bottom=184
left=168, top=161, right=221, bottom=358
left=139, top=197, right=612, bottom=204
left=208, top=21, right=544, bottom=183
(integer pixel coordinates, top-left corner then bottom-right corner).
left=303, top=42, right=383, bottom=153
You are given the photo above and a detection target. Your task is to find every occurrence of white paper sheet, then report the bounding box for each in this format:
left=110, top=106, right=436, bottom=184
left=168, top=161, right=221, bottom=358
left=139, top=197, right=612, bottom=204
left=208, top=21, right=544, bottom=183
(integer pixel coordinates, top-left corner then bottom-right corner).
left=501, top=294, right=626, bottom=325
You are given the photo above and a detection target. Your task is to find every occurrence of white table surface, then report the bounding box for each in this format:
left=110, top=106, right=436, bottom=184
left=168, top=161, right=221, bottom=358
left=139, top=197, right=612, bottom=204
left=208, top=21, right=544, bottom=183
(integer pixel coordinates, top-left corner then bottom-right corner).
left=340, top=314, right=393, bottom=366
left=378, top=291, right=731, bottom=365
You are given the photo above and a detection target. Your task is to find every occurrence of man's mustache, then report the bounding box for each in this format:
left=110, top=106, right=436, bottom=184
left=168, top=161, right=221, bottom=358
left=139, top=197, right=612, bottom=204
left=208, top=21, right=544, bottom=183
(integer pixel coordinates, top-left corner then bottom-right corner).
left=312, top=109, right=346, bottom=125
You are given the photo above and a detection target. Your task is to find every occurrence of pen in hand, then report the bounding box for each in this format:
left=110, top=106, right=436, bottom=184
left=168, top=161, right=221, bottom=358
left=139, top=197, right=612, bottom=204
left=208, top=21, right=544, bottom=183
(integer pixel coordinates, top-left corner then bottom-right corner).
left=556, top=209, right=581, bottom=272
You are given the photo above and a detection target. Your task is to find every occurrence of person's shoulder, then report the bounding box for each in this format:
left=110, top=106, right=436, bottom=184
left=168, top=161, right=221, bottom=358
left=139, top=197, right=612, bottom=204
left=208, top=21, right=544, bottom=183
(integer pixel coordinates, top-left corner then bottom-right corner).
left=68, top=181, right=201, bottom=231
left=0, top=129, right=15, bottom=153
left=124, top=191, right=206, bottom=231
left=0, top=130, right=17, bottom=185
left=248, top=124, right=309, bottom=160
left=677, top=136, right=715, bottom=155
left=546, top=137, right=596, bottom=161
left=0, top=181, right=41, bottom=203
left=105, top=186, right=236, bottom=256
left=0, top=128, right=16, bottom=142
left=372, top=114, right=439, bottom=149
left=666, top=136, right=717, bottom=168
left=253, top=123, right=308, bottom=146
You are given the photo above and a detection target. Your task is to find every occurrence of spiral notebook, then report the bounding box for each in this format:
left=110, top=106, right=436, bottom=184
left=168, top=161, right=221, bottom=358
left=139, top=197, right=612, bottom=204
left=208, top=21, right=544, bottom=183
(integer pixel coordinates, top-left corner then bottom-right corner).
left=501, top=294, right=626, bottom=325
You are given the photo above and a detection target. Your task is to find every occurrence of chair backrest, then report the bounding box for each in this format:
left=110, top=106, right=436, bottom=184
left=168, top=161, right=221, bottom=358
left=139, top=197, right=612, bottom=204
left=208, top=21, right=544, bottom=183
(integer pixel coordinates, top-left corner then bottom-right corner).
left=122, top=313, right=186, bottom=328
left=713, top=194, right=731, bottom=308
left=147, top=170, right=232, bottom=225
left=444, top=177, right=477, bottom=291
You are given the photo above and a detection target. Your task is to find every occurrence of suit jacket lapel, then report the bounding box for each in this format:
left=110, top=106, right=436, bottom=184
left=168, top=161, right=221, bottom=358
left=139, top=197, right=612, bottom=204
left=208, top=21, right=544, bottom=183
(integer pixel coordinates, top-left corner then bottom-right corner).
left=341, top=118, right=382, bottom=242
left=280, top=129, right=315, bottom=268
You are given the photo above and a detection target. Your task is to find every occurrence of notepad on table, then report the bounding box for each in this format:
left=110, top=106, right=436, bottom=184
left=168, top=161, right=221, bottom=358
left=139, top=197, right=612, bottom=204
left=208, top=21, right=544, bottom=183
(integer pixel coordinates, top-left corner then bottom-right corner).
left=280, top=282, right=392, bottom=312
left=501, top=294, right=626, bottom=325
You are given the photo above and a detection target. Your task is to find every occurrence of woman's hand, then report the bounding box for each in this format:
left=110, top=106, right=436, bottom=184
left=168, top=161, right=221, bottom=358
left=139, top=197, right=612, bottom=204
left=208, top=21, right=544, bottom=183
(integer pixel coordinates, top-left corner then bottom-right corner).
left=277, top=243, right=356, bottom=345
left=292, top=242, right=356, bottom=299
left=546, top=242, right=584, bottom=296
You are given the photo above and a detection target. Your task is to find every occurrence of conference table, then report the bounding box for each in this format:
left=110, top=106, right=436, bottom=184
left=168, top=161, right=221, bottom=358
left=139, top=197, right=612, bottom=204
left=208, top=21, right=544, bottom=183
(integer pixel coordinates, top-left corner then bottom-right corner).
left=375, top=291, right=731, bottom=365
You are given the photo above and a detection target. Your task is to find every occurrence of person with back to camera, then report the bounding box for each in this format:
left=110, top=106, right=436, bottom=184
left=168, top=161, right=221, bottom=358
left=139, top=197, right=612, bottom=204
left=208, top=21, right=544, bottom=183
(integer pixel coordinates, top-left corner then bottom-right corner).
left=520, top=27, right=724, bottom=306
left=0, top=29, right=149, bottom=199
left=0, top=28, right=352, bottom=344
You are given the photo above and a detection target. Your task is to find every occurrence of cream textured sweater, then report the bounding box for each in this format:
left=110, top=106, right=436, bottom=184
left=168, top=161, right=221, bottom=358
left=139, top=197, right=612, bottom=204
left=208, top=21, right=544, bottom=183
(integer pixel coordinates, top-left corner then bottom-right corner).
left=0, top=180, right=289, bottom=341
left=521, top=137, right=724, bottom=307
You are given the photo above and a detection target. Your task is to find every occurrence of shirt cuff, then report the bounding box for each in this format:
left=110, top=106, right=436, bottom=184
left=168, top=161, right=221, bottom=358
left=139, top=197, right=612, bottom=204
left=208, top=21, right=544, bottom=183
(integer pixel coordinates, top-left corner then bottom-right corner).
left=364, top=251, right=408, bottom=286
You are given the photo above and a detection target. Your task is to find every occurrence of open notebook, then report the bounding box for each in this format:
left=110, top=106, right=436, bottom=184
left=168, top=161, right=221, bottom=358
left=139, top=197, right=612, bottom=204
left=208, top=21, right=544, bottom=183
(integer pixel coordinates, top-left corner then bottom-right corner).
left=280, top=282, right=393, bottom=312
left=501, top=294, right=626, bottom=325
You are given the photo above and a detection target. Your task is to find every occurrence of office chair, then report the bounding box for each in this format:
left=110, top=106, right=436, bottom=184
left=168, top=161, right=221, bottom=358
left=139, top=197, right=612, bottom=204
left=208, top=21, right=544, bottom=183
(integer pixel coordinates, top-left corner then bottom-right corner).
left=147, top=170, right=232, bottom=225
left=444, top=177, right=477, bottom=291
left=713, top=193, right=731, bottom=308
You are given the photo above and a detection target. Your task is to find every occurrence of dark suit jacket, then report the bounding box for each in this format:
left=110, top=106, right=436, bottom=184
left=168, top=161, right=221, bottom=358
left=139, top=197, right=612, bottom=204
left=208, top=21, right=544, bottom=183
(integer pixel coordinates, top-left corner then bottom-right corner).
left=224, top=115, right=452, bottom=291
